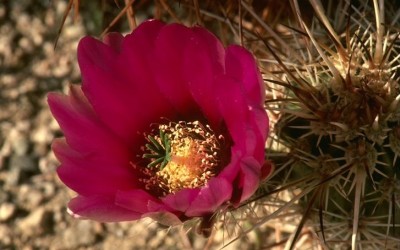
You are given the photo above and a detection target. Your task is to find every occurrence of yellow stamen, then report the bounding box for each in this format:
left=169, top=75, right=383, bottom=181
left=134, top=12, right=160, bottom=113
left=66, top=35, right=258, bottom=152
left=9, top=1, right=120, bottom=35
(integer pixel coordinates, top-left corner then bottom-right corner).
left=141, top=121, right=222, bottom=195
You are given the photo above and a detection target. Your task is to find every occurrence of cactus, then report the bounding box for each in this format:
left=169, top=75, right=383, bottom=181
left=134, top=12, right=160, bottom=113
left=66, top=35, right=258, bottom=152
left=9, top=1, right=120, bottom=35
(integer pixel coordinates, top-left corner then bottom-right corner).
left=261, top=0, right=400, bottom=248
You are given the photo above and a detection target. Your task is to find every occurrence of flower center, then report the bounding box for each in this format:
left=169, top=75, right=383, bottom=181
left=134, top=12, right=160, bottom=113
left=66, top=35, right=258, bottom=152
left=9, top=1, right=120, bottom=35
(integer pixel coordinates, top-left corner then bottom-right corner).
left=140, top=121, right=222, bottom=196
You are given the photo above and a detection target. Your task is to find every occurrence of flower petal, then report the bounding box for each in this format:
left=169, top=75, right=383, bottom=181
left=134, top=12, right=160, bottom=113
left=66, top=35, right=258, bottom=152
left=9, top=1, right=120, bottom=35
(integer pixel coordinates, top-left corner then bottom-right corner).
left=161, top=188, right=200, bottom=213
left=185, top=177, right=232, bottom=217
left=103, top=32, right=124, bottom=52
left=215, top=76, right=254, bottom=153
left=216, top=75, right=267, bottom=163
left=78, top=22, right=176, bottom=147
left=225, top=45, right=265, bottom=106
left=153, top=23, right=200, bottom=118
left=78, top=37, right=141, bottom=146
left=54, top=138, right=138, bottom=196
left=218, top=146, right=242, bottom=182
left=225, top=46, right=269, bottom=161
left=49, top=86, right=138, bottom=196
left=215, top=76, right=268, bottom=202
left=261, top=160, right=274, bottom=181
left=250, top=106, right=269, bottom=150
left=68, top=195, right=140, bottom=222
left=48, top=85, right=129, bottom=156
left=183, top=27, right=226, bottom=127
left=237, top=156, right=262, bottom=202
left=115, top=189, right=161, bottom=214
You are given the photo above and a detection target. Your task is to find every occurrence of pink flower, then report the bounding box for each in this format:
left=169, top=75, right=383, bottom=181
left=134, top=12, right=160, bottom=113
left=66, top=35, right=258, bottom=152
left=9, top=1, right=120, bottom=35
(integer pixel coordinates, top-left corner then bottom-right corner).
left=48, top=20, right=270, bottom=226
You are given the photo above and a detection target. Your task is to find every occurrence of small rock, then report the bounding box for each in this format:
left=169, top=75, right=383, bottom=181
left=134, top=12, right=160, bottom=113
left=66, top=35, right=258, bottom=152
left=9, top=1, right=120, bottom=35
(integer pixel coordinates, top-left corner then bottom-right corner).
left=38, top=152, right=58, bottom=174
left=34, top=143, right=48, bottom=157
left=0, top=189, right=9, bottom=203
left=148, top=229, right=168, bottom=249
left=18, top=185, right=44, bottom=209
left=17, top=207, right=53, bottom=237
left=5, top=167, right=21, bottom=186
left=9, top=154, right=38, bottom=173
left=0, top=202, right=16, bottom=221
left=103, top=236, right=137, bottom=250
left=0, top=5, right=5, bottom=19
left=61, top=220, right=97, bottom=248
left=41, top=181, right=56, bottom=198
left=0, top=224, right=12, bottom=246
left=9, top=128, right=30, bottom=156
left=18, top=36, right=34, bottom=53
left=31, top=126, right=53, bottom=145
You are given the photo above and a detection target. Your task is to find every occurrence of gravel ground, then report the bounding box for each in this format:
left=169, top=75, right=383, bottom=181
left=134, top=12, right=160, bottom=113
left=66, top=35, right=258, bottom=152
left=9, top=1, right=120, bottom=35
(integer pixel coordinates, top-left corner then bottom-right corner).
left=0, top=1, right=274, bottom=249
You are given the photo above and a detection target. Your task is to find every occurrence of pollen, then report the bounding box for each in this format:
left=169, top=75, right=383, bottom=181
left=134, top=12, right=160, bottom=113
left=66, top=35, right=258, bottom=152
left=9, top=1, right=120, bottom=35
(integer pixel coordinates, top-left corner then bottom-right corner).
left=140, top=121, right=222, bottom=195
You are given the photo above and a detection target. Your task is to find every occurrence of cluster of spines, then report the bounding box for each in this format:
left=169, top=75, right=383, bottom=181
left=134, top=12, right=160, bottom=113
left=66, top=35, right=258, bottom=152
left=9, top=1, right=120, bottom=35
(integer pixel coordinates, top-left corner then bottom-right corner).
left=263, top=0, right=400, bottom=248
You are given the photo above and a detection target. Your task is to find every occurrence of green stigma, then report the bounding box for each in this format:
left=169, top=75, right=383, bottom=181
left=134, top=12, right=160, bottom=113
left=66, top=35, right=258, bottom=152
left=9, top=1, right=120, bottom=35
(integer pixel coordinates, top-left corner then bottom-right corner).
left=142, top=130, right=171, bottom=169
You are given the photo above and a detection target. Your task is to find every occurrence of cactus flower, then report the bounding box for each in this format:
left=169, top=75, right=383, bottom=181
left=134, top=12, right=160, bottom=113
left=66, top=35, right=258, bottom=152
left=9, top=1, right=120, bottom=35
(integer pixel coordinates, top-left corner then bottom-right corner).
left=48, top=20, right=270, bottom=226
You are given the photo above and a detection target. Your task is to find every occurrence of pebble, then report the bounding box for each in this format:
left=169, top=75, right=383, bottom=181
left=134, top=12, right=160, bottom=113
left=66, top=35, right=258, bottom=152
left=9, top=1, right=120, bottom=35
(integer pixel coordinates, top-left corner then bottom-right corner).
left=103, top=235, right=143, bottom=250
left=18, top=185, right=45, bottom=209
left=9, top=154, right=38, bottom=173
left=0, top=202, right=16, bottom=221
left=17, top=207, right=53, bottom=237
left=60, top=220, right=97, bottom=248
left=0, top=224, right=12, bottom=246
left=0, top=5, right=5, bottom=19
left=31, top=126, right=53, bottom=145
left=8, top=122, right=30, bottom=152
left=38, top=154, right=58, bottom=174
left=0, top=189, right=10, bottom=203
left=5, top=167, right=21, bottom=186
left=9, top=132, right=30, bottom=156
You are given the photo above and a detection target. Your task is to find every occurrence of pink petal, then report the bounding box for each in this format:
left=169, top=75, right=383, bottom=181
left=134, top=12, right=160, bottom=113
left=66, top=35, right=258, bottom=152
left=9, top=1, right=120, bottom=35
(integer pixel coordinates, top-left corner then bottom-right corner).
left=225, top=45, right=265, bottom=106
left=68, top=195, right=141, bottom=222
left=218, top=147, right=241, bottom=182
left=161, top=188, right=200, bottom=213
left=237, top=156, right=262, bottom=202
left=191, top=26, right=226, bottom=74
left=215, top=75, right=267, bottom=163
left=261, top=160, right=274, bottom=181
left=153, top=23, right=200, bottom=117
left=215, top=76, right=252, bottom=152
left=185, top=177, right=232, bottom=217
left=77, top=37, right=141, bottom=145
left=182, top=27, right=226, bottom=128
left=48, top=85, right=129, bottom=155
left=250, top=106, right=269, bottom=149
left=78, top=27, right=176, bottom=147
left=54, top=139, right=138, bottom=196
left=115, top=189, right=161, bottom=214
left=224, top=46, right=269, bottom=161
left=215, top=76, right=268, bottom=202
left=103, top=32, right=124, bottom=52
left=49, top=86, right=137, bottom=196
left=122, top=19, right=165, bottom=50
left=218, top=146, right=261, bottom=203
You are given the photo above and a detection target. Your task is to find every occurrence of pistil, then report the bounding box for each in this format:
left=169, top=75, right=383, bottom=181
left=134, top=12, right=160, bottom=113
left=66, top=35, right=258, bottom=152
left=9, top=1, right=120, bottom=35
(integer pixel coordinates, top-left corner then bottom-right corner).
left=140, top=121, right=223, bottom=195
